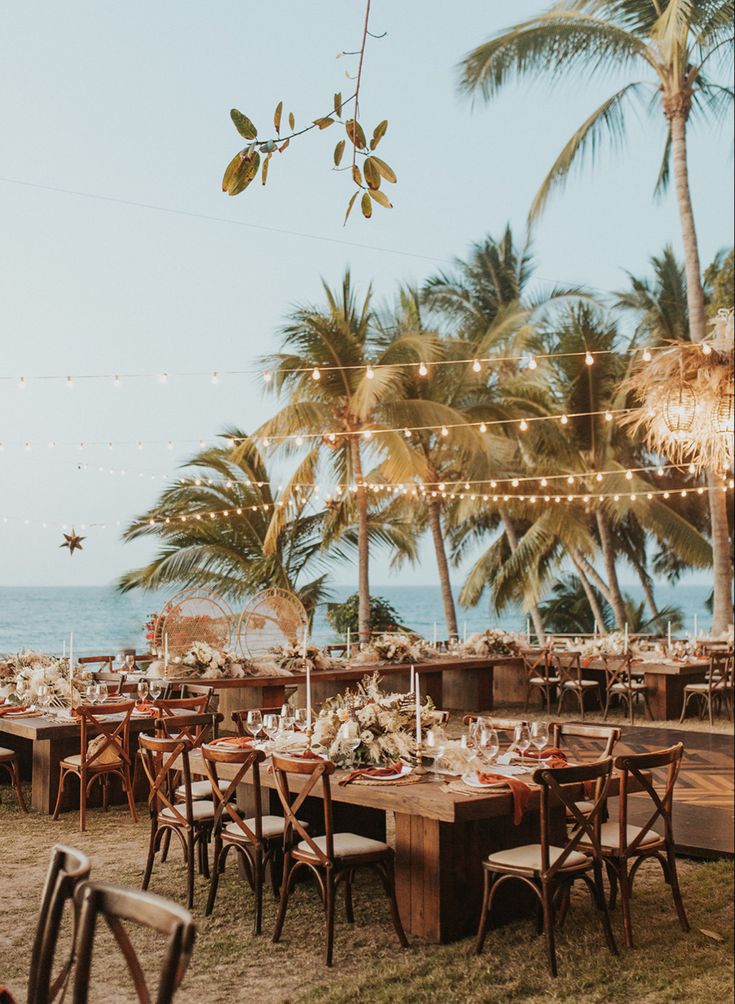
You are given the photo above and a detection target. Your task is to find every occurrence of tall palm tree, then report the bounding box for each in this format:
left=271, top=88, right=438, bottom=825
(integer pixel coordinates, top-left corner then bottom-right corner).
left=460, top=0, right=734, bottom=633
left=252, top=270, right=441, bottom=643
left=119, top=434, right=329, bottom=616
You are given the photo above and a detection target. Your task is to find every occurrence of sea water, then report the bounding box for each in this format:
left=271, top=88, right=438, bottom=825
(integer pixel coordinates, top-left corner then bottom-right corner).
left=0, top=583, right=714, bottom=656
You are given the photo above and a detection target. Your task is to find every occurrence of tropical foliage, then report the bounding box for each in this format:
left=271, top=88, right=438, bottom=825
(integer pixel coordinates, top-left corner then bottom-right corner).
left=326, top=594, right=408, bottom=635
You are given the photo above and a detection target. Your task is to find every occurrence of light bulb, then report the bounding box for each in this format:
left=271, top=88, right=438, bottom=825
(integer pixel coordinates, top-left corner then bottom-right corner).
left=166, top=441, right=173, bottom=450
left=295, top=436, right=303, bottom=446
left=663, top=491, right=670, bottom=499
left=472, top=359, right=481, bottom=373
left=511, top=479, right=519, bottom=488
left=113, top=374, right=121, bottom=388
left=137, top=441, right=143, bottom=450
left=366, top=365, right=374, bottom=379
left=211, top=371, right=219, bottom=384
left=418, top=361, right=428, bottom=377
left=66, top=376, right=73, bottom=389
left=630, top=493, right=637, bottom=501
left=363, top=429, right=373, bottom=440
left=519, top=419, right=528, bottom=431
left=312, top=366, right=321, bottom=380
left=560, top=414, right=569, bottom=425
left=604, top=411, right=613, bottom=422
left=263, top=370, right=272, bottom=383
left=403, top=428, right=412, bottom=438
left=567, top=475, right=574, bottom=485
left=17, top=377, right=26, bottom=390
left=702, top=343, right=712, bottom=356
left=440, top=425, right=449, bottom=437
left=528, top=355, right=537, bottom=370
left=596, top=473, right=603, bottom=482
left=479, top=422, right=487, bottom=433
left=613, top=494, right=620, bottom=502
left=585, top=351, right=594, bottom=366
left=625, top=470, right=633, bottom=480
left=540, top=478, right=548, bottom=487
left=159, top=372, right=168, bottom=384
left=640, top=347, right=652, bottom=362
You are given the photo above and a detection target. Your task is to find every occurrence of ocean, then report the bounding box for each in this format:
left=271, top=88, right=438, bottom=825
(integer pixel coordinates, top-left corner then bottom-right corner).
left=0, top=583, right=714, bottom=657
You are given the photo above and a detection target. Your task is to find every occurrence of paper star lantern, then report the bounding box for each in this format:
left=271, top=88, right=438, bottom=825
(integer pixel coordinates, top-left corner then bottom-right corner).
left=60, top=529, right=85, bottom=555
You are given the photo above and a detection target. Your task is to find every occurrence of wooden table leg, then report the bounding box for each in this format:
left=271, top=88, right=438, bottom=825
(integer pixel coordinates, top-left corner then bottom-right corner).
left=645, top=672, right=695, bottom=720
left=32, top=738, right=74, bottom=813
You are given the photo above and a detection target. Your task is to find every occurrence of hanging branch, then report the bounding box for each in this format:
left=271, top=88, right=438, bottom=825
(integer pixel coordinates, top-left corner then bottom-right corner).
left=221, top=0, right=396, bottom=224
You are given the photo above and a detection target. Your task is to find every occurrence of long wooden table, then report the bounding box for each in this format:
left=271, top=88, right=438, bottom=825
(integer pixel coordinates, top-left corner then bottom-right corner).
left=190, top=750, right=635, bottom=944
left=0, top=709, right=217, bottom=813
left=580, top=658, right=710, bottom=720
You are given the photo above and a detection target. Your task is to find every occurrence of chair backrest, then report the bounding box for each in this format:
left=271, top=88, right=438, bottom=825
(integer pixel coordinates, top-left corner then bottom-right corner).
left=78, top=656, right=113, bottom=670
left=71, top=883, right=195, bottom=1004
left=138, top=733, right=195, bottom=828
left=75, top=702, right=135, bottom=770
left=520, top=647, right=552, bottom=682
left=533, top=758, right=613, bottom=879
left=270, top=753, right=337, bottom=866
left=154, top=696, right=210, bottom=717
left=231, top=707, right=282, bottom=737
left=550, top=722, right=620, bottom=760
left=154, top=710, right=217, bottom=750
left=614, top=742, right=685, bottom=855
left=463, top=715, right=528, bottom=743
left=200, top=743, right=266, bottom=841
left=707, top=653, right=732, bottom=693
left=27, top=845, right=91, bottom=1004
left=601, top=653, right=633, bottom=693
left=180, top=685, right=215, bottom=706
left=552, top=650, right=583, bottom=684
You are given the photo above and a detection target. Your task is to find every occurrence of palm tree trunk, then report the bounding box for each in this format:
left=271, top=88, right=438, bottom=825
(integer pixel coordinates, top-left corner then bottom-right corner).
left=426, top=496, right=459, bottom=640
left=350, top=438, right=371, bottom=644
left=669, top=107, right=733, bottom=634
left=568, top=552, right=607, bottom=635
left=631, top=558, right=659, bottom=618
left=498, top=505, right=545, bottom=644
left=567, top=545, right=614, bottom=607
left=595, top=511, right=626, bottom=630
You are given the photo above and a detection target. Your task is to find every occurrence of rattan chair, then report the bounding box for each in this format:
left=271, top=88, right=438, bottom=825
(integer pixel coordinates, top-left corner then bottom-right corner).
left=578, top=742, right=689, bottom=949
left=679, top=654, right=733, bottom=725
left=602, top=654, right=652, bottom=724
left=475, top=757, right=618, bottom=976
left=27, top=844, right=91, bottom=1004
left=139, top=733, right=214, bottom=910
left=270, top=753, right=408, bottom=966
left=71, top=883, right=195, bottom=1004
left=0, top=747, right=27, bottom=813
left=554, top=651, right=599, bottom=718
left=52, top=701, right=137, bottom=831
left=521, top=648, right=559, bottom=713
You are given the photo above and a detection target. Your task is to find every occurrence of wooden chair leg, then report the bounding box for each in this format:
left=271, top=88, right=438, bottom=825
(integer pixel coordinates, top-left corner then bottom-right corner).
left=707, top=695, right=714, bottom=727
left=324, top=872, right=336, bottom=967
left=272, top=853, right=293, bottom=943
left=253, top=851, right=264, bottom=936
left=577, top=688, right=585, bottom=721
left=541, top=880, right=558, bottom=977
left=679, top=691, right=692, bottom=723
left=606, top=860, right=619, bottom=910
left=161, top=827, right=172, bottom=863
left=52, top=765, right=67, bottom=820
left=617, top=863, right=635, bottom=950
left=142, top=818, right=158, bottom=891
left=186, top=831, right=195, bottom=910
left=344, top=869, right=355, bottom=923
left=79, top=770, right=87, bottom=832
left=592, top=861, right=618, bottom=956
left=665, top=844, right=690, bottom=933
left=378, top=858, right=409, bottom=949
left=9, top=759, right=27, bottom=813
left=474, top=867, right=492, bottom=954
left=123, top=766, right=138, bottom=822
left=603, top=689, right=611, bottom=721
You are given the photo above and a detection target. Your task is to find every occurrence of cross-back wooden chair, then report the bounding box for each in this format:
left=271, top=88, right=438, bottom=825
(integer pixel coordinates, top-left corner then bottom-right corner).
left=550, top=722, right=620, bottom=820
left=475, top=757, right=618, bottom=977
left=201, top=743, right=296, bottom=932
left=71, top=882, right=195, bottom=1004
left=270, top=753, right=408, bottom=967
left=578, top=742, right=689, bottom=950
left=601, top=654, right=652, bottom=724
left=0, top=745, right=27, bottom=813
left=520, top=647, right=559, bottom=713
left=231, top=707, right=282, bottom=737
left=679, top=654, right=733, bottom=725
left=27, top=845, right=91, bottom=1004
left=463, top=715, right=528, bottom=751
left=52, top=701, right=137, bottom=831
left=553, top=651, right=599, bottom=718
left=139, top=733, right=215, bottom=910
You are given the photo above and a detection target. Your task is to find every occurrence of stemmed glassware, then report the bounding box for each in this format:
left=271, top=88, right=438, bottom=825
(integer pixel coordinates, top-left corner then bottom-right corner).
left=37, top=683, right=50, bottom=714
left=514, top=723, right=531, bottom=765
left=262, top=713, right=280, bottom=746
left=137, top=680, right=149, bottom=704
left=293, top=708, right=307, bottom=731
left=477, top=725, right=499, bottom=765
left=530, top=721, right=549, bottom=757
left=125, top=654, right=136, bottom=673
left=85, top=682, right=98, bottom=704
left=246, top=710, right=263, bottom=739
left=424, top=726, right=447, bottom=770
left=149, top=679, right=162, bottom=701
left=94, top=682, right=108, bottom=704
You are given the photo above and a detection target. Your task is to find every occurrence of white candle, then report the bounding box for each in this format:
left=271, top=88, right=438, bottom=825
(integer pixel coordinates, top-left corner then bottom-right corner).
left=433, top=621, right=437, bottom=646
left=69, top=632, right=74, bottom=683
left=164, top=632, right=169, bottom=669
left=526, top=618, right=531, bottom=643
left=346, top=627, right=351, bottom=660
left=304, top=626, right=312, bottom=727
left=62, top=639, right=66, bottom=659
left=463, top=621, right=467, bottom=643
left=415, top=674, right=421, bottom=750
left=693, top=614, right=698, bottom=638
left=667, top=620, right=672, bottom=648
left=624, top=622, right=629, bottom=654
left=409, top=664, right=415, bottom=694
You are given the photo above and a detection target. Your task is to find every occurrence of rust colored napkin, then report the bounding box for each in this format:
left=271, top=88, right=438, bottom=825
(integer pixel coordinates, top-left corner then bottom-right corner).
left=339, top=762, right=403, bottom=787
left=0, top=705, right=29, bottom=717
left=134, top=702, right=159, bottom=715
left=524, top=748, right=568, bottom=769
left=476, top=773, right=532, bottom=825
left=209, top=736, right=255, bottom=749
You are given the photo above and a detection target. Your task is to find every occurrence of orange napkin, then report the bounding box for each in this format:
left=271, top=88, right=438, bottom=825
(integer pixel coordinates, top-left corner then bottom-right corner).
left=209, top=736, right=255, bottom=748
left=339, top=762, right=403, bottom=787
left=0, top=705, right=29, bottom=717
left=525, top=748, right=568, bottom=769
left=134, top=702, right=158, bottom=715
left=476, top=773, right=532, bottom=825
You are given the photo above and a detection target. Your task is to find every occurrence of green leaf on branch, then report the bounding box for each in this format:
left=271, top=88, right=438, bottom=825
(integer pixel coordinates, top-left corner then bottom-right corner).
left=370, top=120, right=388, bottom=150
left=274, top=101, right=283, bottom=133
left=345, top=119, right=367, bottom=149
left=222, top=150, right=261, bottom=196
left=230, top=109, right=258, bottom=140
left=334, top=92, right=343, bottom=117
left=333, top=140, right=346, bottom=166
left=344, top=190, right=358, bottom=224
left=371, top=156, right=396, bottom=183
left=314, top=116, right=335, bottom=129
left=360, top=192, right=372, bottom=218
left=368, top=187, right=392, bottom=209
left=363, top=157, right=381, bottom=190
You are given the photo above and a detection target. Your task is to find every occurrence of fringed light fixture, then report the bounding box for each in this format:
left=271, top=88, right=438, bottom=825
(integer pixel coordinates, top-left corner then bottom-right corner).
left=624, top=309, right=734, bottom=474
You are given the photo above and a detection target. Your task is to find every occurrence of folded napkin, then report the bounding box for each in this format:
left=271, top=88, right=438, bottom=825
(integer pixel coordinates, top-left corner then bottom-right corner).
left=208, top=735, right=255, bottom=749
left=524, top=748, right=568, bottom=769
left=476, top=773, right=532, bottom=825
left=134, top=702, right=158, bottom=715
left=0, top=705, right=29, bottom=717
left=339, top=762, right=403, bottom=787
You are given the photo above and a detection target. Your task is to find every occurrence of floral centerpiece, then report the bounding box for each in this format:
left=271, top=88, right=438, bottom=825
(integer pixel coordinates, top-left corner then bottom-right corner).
left=576, top=632, right=628, bottom=659
left=0, top=650, right=84, bottom=705
left=172, top=641, right=246, bottom=680
left=312, top=672, right=435, bottom=768
left=351, top=632, right=436, bottom=666
left=460, top=629, right=522, bottom=658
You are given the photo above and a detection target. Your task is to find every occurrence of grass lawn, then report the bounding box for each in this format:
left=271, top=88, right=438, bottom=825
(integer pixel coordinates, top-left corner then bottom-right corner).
left=1, top=777, right=732, bottom=1004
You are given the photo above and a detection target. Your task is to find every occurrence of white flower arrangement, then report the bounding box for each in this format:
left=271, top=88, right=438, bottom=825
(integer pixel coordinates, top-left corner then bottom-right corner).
left=576, top=632, right=629, bottom=658
left=312, top=672, right=435, bottom=768
left=460, top=629, right=522, bottom=658
left=351, top=632, right=436, bottom=666
left=1, top=650, right=80, bottom=705
left=175, top=641, right=245, bottom=679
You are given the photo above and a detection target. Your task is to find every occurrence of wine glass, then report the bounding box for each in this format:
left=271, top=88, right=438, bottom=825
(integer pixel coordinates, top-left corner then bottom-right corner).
left=530, top=721, right=549, bottom=757
left=262, top=713, right=280, bottom=745
left=125, top=654, right=136, bottom=672
left=85, top=682, right=98, bottom=704
left=15, top=678, right=29, bottom=706
left=137, top=680, right=149, bottom=704
left=37, top=683, right=50, bottom=713
left=477, top=726, right=499, bottom=765
left=425, top=727, right=446, bottom=768
left=514, top=723, right=531, bottom=764
left=280, top=704, right=295, bottom=731
left=467, top=716, right=485, bottom=748
left=149, top=679, right=162, bottom=701
left=246, top=710, right=263, bottom=738
left=293, top=708, right=307, bottom=732
left=94, top=682, right=108, bottom=704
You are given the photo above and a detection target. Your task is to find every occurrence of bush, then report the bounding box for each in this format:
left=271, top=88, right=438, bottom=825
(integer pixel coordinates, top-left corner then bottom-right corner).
left=325, top=593, right=408, bottom=635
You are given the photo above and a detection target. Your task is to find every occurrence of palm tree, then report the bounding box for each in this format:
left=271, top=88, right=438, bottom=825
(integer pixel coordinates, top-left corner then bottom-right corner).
left=460, top=0, right=734, bottom=632
left=252, top=270, right=441, bottom=643
left=119, top=434, right=329, bottom=617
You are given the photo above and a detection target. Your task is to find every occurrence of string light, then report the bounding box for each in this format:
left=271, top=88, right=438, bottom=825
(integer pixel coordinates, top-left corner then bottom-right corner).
left=642, top=347, right=652, bottom=362
left=585, top=351, right=594, bottom=366
left=519, top=419, right=528, bottom=432
left=114, top=374, right=121, bottom=388
left=263, top=370, right=272, bottom=383
left=311, top=366, right=321, bottom=381
left=66, top=376, right=73, bottom=390
left=528, top=355, right=537, bottom=371
left=702, top=343, right=712, bottom=356
left=17, top=376, right=26, bottom=390
left=418, top=361, right=428, bottom=377
left=211, top=371, right=219, bottom=385
left=366, top=365, right=375, bottom=379
left=159, top=372, right=168, bottom=384
left=560, top=414, right=569, bottom=425
left=472, top=359, right=481, bottom=373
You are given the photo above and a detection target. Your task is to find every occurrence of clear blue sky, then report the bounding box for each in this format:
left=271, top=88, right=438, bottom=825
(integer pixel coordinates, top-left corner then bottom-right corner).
left=0, top=1, right=732, bottom=589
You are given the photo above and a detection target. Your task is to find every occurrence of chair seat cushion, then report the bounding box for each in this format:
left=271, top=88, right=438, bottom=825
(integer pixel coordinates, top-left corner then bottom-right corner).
left=487, top=843, right=590, bottom=872
left=61, top=753, right=121, bottom=768
left=611, top=682, right=647, bottom=692
left=160, top=800, right=215, bottom=822
left=296, top=832, right=389, bottom=860
left=570, top=799, right=594, bottom=815
left=684, top=682, right=730, bottom=692
left=176, top=779, right=230, bottom=800
left=562, top=680, right=599, bottom=688
left=530, top=676, right=560, bottom=685
left=580, top=822, right=662, bottom=851
left=224, top=815, right=309, bottom=841
left=0, top=747, right=17, bottom=760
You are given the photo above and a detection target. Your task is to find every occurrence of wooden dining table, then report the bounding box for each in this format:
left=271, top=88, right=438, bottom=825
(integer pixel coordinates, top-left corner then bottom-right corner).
left=581, top=657, right=711, bottom=720
left=0, top=707, right=218, bottom=813
left=188, top=749, right=638, bottom=944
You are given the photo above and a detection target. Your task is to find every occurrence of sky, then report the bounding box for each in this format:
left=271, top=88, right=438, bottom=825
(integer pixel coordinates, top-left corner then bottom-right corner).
left=0, top=0, right=732, bottom=589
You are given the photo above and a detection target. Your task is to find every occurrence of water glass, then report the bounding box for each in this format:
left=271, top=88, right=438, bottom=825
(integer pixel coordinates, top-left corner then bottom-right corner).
left=425, top=727, right=446, bottom=765
left=530, top=721, right=549, bottom=754
left=514, top=723, right=531, bottom=763
left=125, top=654, right=135, bottom=672
left=246, top=710, right=263, bottom=738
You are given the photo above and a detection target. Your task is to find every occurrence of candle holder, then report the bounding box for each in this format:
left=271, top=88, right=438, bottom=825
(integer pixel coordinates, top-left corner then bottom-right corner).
left=305, top=725, right=314, bottom=750
left=413, top=743, right=429, bottom=776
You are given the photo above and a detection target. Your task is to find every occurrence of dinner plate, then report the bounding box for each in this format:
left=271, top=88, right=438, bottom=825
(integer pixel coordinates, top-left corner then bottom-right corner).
left=3, top=709, right=39, bottom=718
left=485, top=763, right=528, bottom=777
left=461, top=772, right=506, bottom=790
left=370, top=764, right=412, bottom=781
